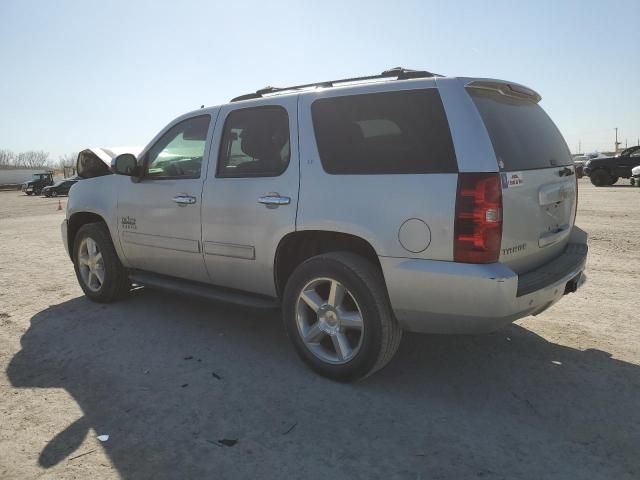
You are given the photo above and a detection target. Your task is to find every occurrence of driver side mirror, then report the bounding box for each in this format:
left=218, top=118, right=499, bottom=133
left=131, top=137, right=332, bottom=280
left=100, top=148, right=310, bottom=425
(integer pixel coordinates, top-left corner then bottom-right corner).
left=111, top=154, right=139, bottom=177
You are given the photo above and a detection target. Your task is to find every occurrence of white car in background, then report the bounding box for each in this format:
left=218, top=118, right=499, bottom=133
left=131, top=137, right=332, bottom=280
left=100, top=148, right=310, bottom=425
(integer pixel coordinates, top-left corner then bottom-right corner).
left=631, top=164, right=640, bottom=187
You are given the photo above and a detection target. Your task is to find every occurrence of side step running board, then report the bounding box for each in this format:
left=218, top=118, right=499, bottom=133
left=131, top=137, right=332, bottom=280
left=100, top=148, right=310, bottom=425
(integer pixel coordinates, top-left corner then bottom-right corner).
left=128, top=271, right=279, bottom=309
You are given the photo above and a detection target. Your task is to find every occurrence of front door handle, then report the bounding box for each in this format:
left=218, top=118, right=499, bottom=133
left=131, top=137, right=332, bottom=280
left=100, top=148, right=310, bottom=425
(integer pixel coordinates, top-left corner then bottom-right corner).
left=258, top=193, right=291, bottom=208
left=172, top=195, right=197, bottom=205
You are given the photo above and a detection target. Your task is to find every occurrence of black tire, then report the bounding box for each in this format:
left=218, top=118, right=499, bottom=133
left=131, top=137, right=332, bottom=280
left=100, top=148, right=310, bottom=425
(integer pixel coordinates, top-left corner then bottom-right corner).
left=282, top=252, right=402, bottom=381
left=25, top=192, right=32, bottom=196
left=589, top=170, right=611, bottom=187
left=51, top=190, right=58, bottom=197
left=609, top=176, right=619, bottom=185
left=73, top=222, right=130, bottom=303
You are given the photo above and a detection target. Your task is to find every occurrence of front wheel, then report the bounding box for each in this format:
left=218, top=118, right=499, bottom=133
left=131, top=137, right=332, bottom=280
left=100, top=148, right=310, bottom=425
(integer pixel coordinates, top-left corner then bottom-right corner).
left=73, top=222, right=130, bottom=302
left=51, top=191, right=58, bottom=197
left=589, top=170, right=612, bottom=187
left=283, top=252, right=402, bottom=381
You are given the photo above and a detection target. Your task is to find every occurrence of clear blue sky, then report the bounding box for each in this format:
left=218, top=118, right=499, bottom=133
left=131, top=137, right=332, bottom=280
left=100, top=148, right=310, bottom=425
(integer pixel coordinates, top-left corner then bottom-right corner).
left=1, top=0, right=638, bottom=159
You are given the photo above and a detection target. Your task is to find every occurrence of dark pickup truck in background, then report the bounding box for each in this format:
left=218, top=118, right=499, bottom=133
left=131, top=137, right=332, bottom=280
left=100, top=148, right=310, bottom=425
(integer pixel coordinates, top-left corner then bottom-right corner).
left=21, top=172, right=54, bottom=195
left=583, top=146, right=640, bottom=186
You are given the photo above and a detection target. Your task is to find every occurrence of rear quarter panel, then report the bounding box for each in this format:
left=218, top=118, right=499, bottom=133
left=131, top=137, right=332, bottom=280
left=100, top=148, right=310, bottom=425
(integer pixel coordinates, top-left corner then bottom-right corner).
left=297, top=80, right=460, bottom=261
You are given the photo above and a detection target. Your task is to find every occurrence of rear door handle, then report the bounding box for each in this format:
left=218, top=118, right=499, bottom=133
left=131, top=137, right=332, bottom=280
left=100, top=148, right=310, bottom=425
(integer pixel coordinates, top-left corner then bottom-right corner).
left=172, top=195, right=197, bottom=205
left=258, top=193, right=291, bottom=208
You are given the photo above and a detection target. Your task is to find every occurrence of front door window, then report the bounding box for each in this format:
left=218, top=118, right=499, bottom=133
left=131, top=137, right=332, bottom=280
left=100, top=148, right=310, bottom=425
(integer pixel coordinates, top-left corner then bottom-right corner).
left=145, top=115, right=211, bottom=179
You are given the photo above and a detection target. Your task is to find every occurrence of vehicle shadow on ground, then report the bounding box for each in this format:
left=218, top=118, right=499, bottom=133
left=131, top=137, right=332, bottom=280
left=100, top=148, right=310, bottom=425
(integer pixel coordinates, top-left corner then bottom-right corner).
left=7, top=290, right=640, bottom=479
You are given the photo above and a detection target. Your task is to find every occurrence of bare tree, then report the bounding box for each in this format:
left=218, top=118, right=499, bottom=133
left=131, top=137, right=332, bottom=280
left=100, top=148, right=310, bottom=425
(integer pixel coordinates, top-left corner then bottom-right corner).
left=54, top=152, right=78, bottom=170
left=0, top=149, right=16, bottom=168
left=0, top=149, right=51, bottom=168
left=14, top=150, right=50, bottom=168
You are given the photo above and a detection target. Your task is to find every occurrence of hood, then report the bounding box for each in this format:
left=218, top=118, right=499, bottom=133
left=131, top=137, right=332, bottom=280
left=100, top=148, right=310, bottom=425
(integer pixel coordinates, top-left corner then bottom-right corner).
left=77, top=146, right=143, bottom=179
left=587, top=156, right=615, bottom=165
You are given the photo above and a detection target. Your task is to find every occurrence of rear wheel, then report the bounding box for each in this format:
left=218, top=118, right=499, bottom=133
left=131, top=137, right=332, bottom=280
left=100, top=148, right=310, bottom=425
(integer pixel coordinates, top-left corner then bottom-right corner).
left=25, top=192, right=32, bottom=196
left=590, top=170, right=612, bottom=187
left=73, top=222, right=130, bottom=302
left=283, top=252, right=402, bottom=381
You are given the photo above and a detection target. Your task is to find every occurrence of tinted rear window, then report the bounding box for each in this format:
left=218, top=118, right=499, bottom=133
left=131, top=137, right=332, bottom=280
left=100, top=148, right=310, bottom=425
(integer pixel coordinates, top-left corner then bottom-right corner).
left=469, top=89, right=571, bottom=171
left=311, top=89, right=457, bottom=174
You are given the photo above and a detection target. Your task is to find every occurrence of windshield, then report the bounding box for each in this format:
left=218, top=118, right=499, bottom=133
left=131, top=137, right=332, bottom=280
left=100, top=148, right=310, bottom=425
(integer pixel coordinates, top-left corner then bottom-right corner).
left=619, top=146, right=640, bottom=157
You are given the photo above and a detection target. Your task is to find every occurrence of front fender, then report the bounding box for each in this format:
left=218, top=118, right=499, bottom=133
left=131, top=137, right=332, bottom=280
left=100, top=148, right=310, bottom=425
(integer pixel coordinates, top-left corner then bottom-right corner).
left=66, top=176, right=126, bottom=265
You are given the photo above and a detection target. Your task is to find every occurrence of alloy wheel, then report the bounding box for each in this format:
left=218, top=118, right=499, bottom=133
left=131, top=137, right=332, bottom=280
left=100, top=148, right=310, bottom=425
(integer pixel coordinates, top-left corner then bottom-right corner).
left=295, top=277, right=365, bottom=364
left=78, top=237, right=105, bottom=292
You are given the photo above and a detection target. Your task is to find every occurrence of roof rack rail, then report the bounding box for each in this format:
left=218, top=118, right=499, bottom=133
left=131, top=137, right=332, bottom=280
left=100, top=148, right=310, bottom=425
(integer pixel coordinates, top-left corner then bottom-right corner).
left=230, top=67, right=441, bottom=102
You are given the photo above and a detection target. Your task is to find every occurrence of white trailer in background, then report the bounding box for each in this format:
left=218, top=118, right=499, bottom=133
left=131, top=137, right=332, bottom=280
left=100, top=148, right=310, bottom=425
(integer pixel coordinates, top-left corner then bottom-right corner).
left=0, top=169, right=52, bottom=187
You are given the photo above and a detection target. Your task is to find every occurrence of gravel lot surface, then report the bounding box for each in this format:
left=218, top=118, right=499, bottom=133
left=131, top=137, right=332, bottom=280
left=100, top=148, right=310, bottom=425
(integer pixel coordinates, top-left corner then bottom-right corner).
left=1, top=181, right=639, bottom=479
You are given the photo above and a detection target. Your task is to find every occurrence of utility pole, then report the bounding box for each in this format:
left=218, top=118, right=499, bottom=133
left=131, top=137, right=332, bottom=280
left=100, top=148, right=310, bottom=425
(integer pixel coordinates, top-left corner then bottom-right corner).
left=614, top=127, right=621, bottom=152
left=578, top=140, right=581, bottom=153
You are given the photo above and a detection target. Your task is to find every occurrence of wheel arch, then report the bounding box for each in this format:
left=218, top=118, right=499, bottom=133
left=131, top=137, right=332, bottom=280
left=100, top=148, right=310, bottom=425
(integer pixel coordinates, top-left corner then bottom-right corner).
left=67, top=211, right=109, bottom=259
left=274, top=230, right=382, bottom=297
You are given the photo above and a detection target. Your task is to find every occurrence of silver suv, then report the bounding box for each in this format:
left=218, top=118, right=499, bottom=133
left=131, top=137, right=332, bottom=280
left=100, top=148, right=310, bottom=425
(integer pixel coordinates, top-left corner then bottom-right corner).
left=62, top=68, right=588, bottom=381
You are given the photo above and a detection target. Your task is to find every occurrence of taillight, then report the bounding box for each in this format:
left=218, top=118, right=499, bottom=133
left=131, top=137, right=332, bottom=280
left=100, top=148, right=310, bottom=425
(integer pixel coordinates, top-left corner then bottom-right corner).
left=454, top=173, right=503, bottom=263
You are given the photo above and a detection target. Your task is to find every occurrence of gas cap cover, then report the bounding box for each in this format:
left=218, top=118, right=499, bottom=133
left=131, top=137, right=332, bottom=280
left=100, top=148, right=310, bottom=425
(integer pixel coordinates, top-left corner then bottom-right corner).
left=398, top=218, right=431, bottom=253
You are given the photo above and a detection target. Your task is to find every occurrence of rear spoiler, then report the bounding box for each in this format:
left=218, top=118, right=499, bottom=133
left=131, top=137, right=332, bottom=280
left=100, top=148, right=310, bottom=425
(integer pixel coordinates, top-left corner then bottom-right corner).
left=465, top=79, right=542, bottom=103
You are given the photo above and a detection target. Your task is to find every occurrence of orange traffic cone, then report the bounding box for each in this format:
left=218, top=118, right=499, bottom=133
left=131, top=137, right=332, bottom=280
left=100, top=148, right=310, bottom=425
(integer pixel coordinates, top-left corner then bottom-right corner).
left=57, top=199, right=62, bottom=211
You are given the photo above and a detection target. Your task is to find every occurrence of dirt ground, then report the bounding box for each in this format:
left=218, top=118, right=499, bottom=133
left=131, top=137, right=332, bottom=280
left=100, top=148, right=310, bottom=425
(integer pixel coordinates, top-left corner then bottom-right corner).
left=0, top=181, right=639, bottom=479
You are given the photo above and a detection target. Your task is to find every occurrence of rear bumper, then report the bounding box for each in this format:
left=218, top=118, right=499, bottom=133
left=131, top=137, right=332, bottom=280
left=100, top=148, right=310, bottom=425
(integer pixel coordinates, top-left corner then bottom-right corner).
left=381, top=226, right=588, bottom=334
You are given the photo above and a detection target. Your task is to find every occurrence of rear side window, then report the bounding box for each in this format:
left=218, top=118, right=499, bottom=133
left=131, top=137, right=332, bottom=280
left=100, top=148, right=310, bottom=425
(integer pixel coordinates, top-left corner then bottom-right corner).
left=217, top=106, right=290, bottom=178
left=311, top=89, right=457, bottom=174
left=469, top=89, right=572, bottom=171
